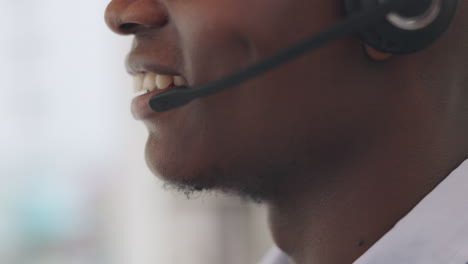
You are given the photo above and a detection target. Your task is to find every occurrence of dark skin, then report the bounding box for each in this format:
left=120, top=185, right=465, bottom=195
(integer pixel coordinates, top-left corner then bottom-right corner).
left=105, top=1, right=468, bottom=263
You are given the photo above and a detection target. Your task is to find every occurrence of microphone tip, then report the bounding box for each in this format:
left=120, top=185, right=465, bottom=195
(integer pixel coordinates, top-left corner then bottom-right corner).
left=149, top=86, right=194, bottom=112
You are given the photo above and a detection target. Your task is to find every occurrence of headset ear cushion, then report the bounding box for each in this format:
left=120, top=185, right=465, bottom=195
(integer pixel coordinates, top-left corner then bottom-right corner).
left=344, top=0, right=458, bottom=54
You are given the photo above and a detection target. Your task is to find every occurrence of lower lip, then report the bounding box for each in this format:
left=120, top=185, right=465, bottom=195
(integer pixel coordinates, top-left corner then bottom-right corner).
left=131, top=87, right=175, bottom=120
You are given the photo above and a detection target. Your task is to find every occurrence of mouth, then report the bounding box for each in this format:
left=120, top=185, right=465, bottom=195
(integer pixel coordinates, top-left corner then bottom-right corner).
left=133, top=72, right=188, bottom=94
left=131, top=72, right=189, bottom=120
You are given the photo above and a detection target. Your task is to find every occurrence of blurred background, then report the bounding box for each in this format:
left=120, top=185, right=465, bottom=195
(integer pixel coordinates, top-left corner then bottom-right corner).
left=0, top=0, right=273, bottom=263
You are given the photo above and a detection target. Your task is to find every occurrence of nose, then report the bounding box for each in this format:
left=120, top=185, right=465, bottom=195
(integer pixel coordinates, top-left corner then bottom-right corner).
left=105, top=0, right=168, bottom=35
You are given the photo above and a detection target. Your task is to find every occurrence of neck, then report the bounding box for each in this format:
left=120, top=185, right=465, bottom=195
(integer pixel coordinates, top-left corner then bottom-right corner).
left=266, top=97, right=467, bottom=264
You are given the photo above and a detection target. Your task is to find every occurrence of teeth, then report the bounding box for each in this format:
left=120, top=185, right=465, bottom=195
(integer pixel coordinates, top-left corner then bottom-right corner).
left=133, top=73, right=187, bottom=94
left=143, top=73, right=157, bottom=92
left=156, top=75, right=173, bottom=90
left=173, top=76, right=187, bottom=86
left=133, top=73, right=145, bottom=93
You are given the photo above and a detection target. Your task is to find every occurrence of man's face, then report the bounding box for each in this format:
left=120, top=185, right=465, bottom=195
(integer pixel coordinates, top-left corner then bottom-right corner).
left=105, top=0, right=387, bottom=199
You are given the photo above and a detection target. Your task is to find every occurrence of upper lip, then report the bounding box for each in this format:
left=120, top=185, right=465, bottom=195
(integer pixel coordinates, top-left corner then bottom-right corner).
left=125, top=53, right=182, bottom=77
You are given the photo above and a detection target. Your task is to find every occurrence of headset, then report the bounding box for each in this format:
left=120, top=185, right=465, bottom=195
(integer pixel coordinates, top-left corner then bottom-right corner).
left=149, top=0, right=458, bottom=112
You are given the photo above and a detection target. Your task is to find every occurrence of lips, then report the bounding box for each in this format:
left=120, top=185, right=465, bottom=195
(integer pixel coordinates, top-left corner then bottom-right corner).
left=131, top=84, right=176, bottom=120
left=126, top=52, right=189, bottom=119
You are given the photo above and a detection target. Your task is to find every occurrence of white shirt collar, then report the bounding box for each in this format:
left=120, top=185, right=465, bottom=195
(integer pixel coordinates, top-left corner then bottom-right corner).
left=259, top=159, right=468, bottom=264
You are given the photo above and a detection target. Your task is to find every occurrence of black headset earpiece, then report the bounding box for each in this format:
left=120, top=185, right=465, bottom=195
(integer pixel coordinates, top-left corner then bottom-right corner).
left=345, top=0, right=458, bottom=54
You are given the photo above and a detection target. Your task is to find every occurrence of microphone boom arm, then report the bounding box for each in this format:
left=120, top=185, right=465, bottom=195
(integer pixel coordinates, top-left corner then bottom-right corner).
left=149, top=0, right=406, bottom=112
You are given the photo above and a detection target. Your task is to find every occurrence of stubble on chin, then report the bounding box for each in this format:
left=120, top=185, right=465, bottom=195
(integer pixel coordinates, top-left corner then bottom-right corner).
left=154, top=159, right=295, bottom=203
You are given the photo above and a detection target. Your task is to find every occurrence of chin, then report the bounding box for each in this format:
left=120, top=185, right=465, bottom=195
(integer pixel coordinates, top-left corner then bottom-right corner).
left=143, top=136, right=286, bottom=202
left=144, top=134, right=220, bottom=192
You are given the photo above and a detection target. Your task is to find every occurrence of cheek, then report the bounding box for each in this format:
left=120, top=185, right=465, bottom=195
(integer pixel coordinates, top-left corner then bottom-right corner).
left=172, top=1, right=255, bottom=84
left=143, top=51, right=368, bottom=186
left=143, top=86, right=284, bottom=183
left=181, top=26, right=252, bottom=86
left=145, top=0, right=376, bottom=182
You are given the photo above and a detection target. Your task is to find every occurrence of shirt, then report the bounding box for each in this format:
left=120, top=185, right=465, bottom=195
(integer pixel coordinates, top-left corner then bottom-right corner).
left=258, top=159, right=468, bottom=264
